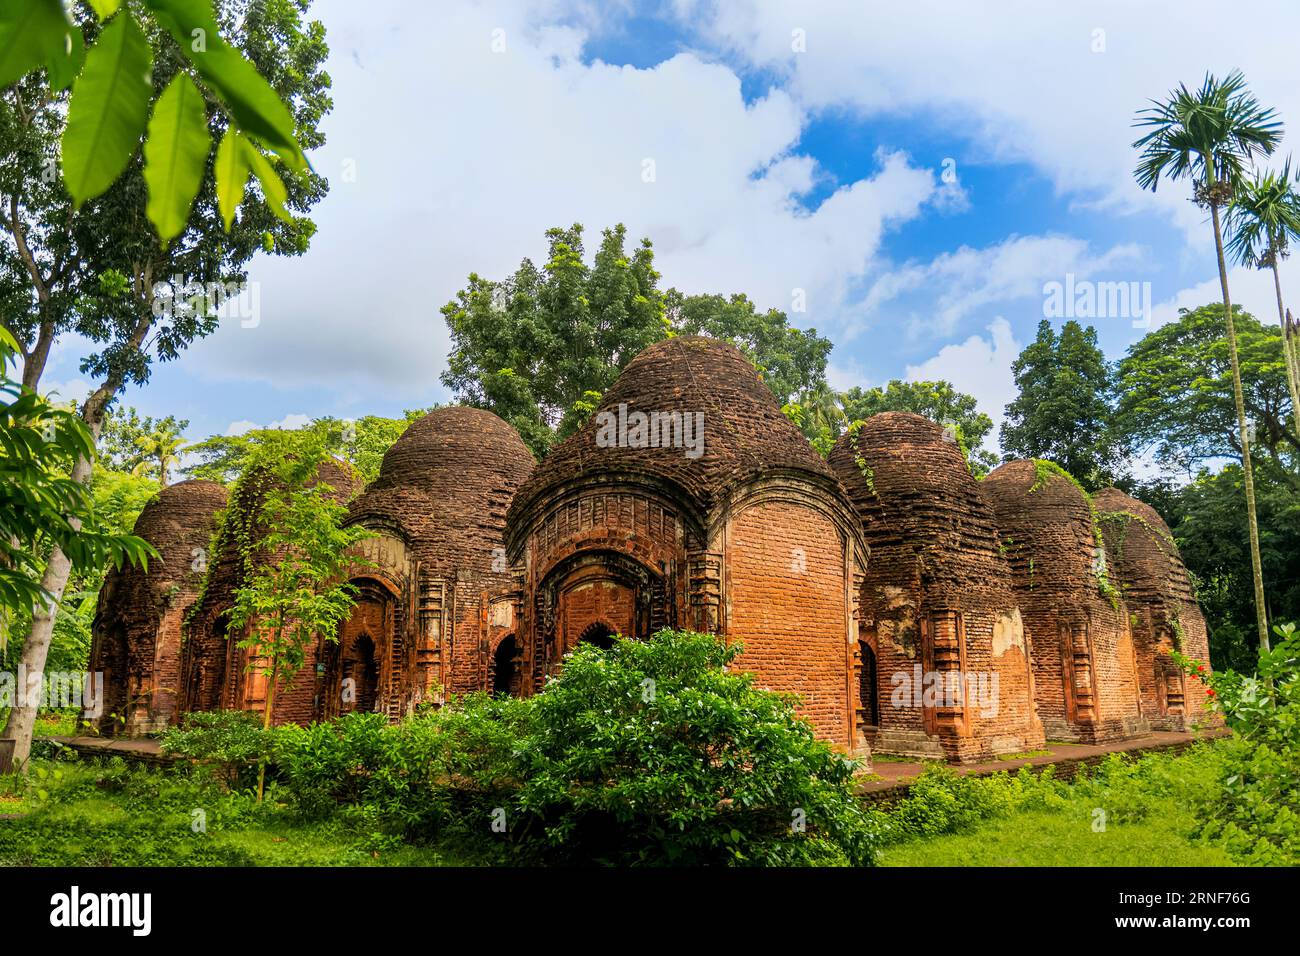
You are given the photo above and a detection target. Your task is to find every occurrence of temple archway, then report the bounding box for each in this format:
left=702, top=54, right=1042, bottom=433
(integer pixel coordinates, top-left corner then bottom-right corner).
left=578, top=620, right=617, bottom=651
left=858, top=639, right=879, bottom=729
left=492, top=634, right=519, bottom=695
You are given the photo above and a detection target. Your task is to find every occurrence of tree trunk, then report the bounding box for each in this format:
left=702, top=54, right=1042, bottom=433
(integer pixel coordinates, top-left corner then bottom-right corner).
left=0, top=387, right=111, bottom=770
left=257, top=653, right=279, bottom=802
left=1272, top=263, right=1300, bottom=443
left=1212, top=203, right=1270, bottom=653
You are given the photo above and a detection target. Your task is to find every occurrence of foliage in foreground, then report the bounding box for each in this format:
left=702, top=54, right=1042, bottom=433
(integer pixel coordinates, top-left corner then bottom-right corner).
left=170, top=630, right=879, bottom=866
left=1171, top=621, right=1300, bottom=864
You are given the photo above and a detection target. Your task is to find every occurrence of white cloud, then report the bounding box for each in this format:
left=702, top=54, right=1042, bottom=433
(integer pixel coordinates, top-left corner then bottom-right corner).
left=685, top=0, right=1300, bottom=243
left=182, top=1, right=939, bottom=399
left=1151, top=257, right=1300, bottom=330
left=41, top=378, right=95, bottom=405
left=905, top=317, right=1021, bottom=440
left=853, top=234, right=1147, bottom=341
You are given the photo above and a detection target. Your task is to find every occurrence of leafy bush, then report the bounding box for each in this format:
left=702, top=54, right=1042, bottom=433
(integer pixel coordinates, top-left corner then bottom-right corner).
left=268, top=630, right=879, bottom=866
left=273, top=711, right=455, bottom=841
left=160, top=710, right=278, bottom=789
left=455, top=630, right=878, bottom=866
left=1172, top=622, right=1300, bottom=864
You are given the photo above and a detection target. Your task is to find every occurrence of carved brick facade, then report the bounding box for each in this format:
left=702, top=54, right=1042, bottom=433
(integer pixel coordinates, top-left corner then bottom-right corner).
left=505, top=337, right=870, bottom=751
left=982, top=462, right=1149, bottom=743
left=88, top=337, right=1215, bottom=761
left=1094, top=488, right=1215, bottom=730
left=87, top=480, right=228, bottom=735
left=829, top=414, right=1044, bottom=760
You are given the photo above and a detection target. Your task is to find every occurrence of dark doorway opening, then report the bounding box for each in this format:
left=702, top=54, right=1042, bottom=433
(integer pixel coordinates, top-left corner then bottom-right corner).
left=859, top=640, right=880, bottom=728
left=345, top=634, right=379, bottom=713
left=579, top=621, right=616, bottom=651
left=492, top=635, right=518, bottom=696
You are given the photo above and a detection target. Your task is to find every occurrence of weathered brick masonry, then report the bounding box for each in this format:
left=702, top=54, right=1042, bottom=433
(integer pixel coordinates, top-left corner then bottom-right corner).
left=829, top=414, right=1044, bottom=760
left=90, top=336, right=1214, bottom=760
left=339, top=407, right=534, bottom=714
left=1093, top=487, right=1216, bottom=729
left=88, top=480, right=228, bottom=734
left=982, top=462, right=1148, bottom=744
left=505, top=336, right=870, bottom=751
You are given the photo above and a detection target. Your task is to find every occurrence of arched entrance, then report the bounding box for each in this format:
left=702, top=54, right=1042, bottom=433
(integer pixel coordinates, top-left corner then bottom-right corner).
left=323, top=578, right=400, bottom=719
left=858, top=639, right=879, bottom=729
left=344, top=634, right=380, bottom=712
left=492, top=634, right=519, bottom=695
left=578, top=621, right=617, bottom=651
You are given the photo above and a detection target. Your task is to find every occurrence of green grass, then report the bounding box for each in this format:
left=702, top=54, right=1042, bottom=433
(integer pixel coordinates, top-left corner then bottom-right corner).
left=994, top=749, right=1052, bottom=761
left=0, top=737, right=1261, bottom=868
left=880, top=808, right=1236, bottom=866
left=0, top=756, right=468, bottom=867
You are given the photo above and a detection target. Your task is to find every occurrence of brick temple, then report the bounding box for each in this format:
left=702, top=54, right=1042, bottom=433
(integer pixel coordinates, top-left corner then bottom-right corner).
left=88, top=337, right=1216, bottom=760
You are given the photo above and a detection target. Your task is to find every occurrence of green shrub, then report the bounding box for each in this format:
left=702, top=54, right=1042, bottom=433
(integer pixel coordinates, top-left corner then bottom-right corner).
left=1172, top=621, right=1300, bottom=864
left=270, top=630, right=880, bottom=866
left=160, top=710, right=278, bottom=789
left=457, top=630, right=879, bottom=866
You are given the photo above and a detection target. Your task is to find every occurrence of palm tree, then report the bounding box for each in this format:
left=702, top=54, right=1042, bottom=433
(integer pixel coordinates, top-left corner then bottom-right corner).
left=1225, top=159, right=1300, bottom=442
left=134, top=426, right=186, bottom=487
left=1133, top=70, right=1282, bottom=653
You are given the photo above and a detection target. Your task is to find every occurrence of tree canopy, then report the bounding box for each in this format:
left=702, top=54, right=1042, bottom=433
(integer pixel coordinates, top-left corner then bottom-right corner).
left=1001, top=319, right=1122, bottom=490
left=440, top=222, right=834, bottom=458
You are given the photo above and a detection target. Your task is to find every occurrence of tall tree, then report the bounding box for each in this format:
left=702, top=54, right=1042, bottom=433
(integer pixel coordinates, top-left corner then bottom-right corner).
left=1115, top=304, right=1298, bottom=474
left=98, top=405, right=189, bottom=474
left=0, top=329, right=152, bottom=770
left=440, top=224, right=834, bottom=458
left=1225, top=160, right=1300, bottom=442
left=1133, top=70, right=1282, bottom=651
left=441, top=224, right=665, bottom=457
left=1000, top=319, right=1121, bottom=489
left=1, top=0, right=332, bottom=767
left=224, top=436, right=371, bottom=799
left=841, top=379, right=999, bottom=475
left=133, top=422, right=185, bottom=486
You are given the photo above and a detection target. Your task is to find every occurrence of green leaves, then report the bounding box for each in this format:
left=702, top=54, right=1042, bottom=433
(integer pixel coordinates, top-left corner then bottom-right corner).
left=144, top=73, right=211, bottom=243
left=0, top=0, right=69, bottom=90
left=145, top=0, right=305, bottom=169
left=61, top=11, right=153, bottom=206
left=243, top=138, right=289, bottom=221
left=3, top=0, right=309, bottom=241
left=215, top=128, right=252, bottom=231
left=44, top=22, right=84, bottom=93
left=88, top=0, right=123, bottom=19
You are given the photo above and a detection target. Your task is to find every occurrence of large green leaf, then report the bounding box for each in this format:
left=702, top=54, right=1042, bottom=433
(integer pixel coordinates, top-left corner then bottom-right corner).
left=88, top=0, right=123, bottom=19
left=45, top=22, right=84, bottom=93
left=215, top=126, right=252, bottom=231
left=144, top=72, right=211, bottom=242
left=145, top=0, right=304, bottom=168
left=0, top=0, right=69, bottom=90
left=244, top=141, right=289, bottom=221
left=61, top=12, right=153, bottom=205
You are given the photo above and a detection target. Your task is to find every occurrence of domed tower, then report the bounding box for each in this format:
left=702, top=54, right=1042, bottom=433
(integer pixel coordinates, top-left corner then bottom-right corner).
left=180, top=457, right=363, bottom=725
left=981, top=461, right=1147, bottom=743
left=507, top=336, right=869, bottom=750
left=1094, top=488, right=1214, bottom=729
left=88, top=480, right=228, bottom=736
left=337, top=407, right=535, bottom=713
left=828, top=413, right=1043, bottom=761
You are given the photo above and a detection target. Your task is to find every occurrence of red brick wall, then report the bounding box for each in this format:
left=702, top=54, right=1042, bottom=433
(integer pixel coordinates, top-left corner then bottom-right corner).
left=558, top=579, right=637, bottom=651
left=725, top=501, right=852, bottom=748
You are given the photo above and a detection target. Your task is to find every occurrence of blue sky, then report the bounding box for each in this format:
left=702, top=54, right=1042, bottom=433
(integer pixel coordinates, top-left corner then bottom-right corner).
left=36, top=0, right=1300, bottom=465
